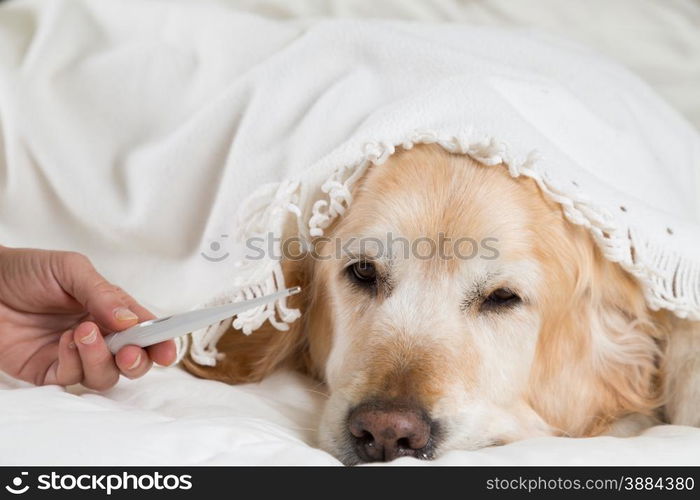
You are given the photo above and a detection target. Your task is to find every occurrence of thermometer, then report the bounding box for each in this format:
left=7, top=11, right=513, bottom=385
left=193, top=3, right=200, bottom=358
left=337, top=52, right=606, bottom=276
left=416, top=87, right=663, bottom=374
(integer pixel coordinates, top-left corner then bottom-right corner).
left=104, top=286, right=301, bottom=354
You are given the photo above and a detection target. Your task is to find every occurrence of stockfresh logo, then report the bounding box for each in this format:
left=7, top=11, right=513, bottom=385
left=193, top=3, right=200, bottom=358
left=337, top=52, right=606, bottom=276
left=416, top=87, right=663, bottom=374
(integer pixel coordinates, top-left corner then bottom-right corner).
left=3, top=471, right=192, bottom=496
left=4, top=472, right=29, bottom=495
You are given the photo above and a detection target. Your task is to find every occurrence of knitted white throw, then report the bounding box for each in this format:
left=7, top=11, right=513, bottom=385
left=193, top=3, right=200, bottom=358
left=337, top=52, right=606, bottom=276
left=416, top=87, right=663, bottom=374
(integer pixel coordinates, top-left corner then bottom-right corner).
left=0, top=0, right=698, bottom=367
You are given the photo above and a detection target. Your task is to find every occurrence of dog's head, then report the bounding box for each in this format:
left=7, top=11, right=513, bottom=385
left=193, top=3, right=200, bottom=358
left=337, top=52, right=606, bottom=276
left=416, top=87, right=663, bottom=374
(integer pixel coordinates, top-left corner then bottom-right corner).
left=185, top=145, right=663, bottom=464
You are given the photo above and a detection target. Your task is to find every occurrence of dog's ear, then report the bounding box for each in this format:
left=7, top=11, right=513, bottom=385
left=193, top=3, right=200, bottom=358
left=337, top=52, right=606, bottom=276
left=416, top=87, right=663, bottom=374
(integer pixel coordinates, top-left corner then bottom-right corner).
left=528, top=225, right=665, bottom=436
left=181, top=257, right=312, bottom=384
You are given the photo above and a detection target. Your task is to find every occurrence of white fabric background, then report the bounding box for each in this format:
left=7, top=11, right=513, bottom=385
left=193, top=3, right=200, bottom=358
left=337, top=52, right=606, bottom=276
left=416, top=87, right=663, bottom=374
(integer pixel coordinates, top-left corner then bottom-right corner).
left=0, top=0, right=699, bottom=466
left=220, top=0, right=700, bottom=220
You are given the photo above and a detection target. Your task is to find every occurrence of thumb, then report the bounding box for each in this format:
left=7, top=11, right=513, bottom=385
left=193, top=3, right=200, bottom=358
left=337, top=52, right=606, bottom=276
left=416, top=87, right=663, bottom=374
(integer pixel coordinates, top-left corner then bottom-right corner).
left=52, top=252, right=142, bottom=331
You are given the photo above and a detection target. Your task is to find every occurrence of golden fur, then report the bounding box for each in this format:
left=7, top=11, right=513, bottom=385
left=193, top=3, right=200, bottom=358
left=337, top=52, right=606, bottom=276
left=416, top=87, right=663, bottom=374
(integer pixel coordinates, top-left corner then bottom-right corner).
left=183, top=144, right=696, bottom=463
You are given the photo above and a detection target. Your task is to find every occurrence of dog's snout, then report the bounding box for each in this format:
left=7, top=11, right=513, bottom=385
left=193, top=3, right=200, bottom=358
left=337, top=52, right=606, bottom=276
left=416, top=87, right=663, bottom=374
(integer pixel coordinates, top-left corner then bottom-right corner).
left=347, top=401, right=433, bottom=462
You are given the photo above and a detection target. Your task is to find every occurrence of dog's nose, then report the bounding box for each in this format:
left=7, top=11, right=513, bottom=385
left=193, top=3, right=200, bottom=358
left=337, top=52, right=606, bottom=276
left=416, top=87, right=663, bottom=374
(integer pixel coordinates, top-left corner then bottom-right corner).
left=348, top=402, right=432, bottom=462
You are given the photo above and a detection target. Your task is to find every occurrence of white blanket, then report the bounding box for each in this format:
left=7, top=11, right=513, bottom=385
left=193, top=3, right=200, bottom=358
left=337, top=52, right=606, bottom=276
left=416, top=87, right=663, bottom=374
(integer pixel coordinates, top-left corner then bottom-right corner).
left=2, top=0, right=699, bottom=367
left=1, top=0, right=700, bottom=465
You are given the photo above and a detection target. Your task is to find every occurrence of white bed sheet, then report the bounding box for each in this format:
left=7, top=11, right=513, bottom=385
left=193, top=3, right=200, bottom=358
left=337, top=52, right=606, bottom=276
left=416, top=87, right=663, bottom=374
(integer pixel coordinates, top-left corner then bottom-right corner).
left=2, top=368, right=700, bottom=466
left=1, top=0, right=699, bottom=466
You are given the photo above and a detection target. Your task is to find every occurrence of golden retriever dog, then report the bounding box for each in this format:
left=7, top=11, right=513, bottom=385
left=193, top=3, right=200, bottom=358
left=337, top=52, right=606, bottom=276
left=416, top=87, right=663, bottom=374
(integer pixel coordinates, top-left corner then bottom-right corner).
left=183, top=145, right=700, bottom=464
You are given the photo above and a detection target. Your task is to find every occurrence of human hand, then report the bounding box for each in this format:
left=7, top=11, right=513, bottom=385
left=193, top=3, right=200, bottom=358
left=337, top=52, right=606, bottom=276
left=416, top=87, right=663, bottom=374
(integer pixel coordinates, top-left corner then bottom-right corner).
left=0, top=246, right=176, bottom=389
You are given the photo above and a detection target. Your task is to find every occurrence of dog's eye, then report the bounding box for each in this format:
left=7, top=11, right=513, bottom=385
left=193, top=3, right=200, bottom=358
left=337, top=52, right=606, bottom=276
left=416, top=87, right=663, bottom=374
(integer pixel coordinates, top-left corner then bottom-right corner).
left=347, top=260, right=377, bottom=286
left=481, top=288, right=521, bottom=311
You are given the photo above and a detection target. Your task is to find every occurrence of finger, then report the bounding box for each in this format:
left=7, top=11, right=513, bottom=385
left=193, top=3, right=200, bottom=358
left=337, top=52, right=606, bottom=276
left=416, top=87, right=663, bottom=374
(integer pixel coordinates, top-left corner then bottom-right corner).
left=55, top=330, right=83, bottom=386
left=115, top=289, right=155, bottom=321
left=53, top=252, right=146, bottom=331
left=114, top=345, right=152, bottom=379
left=73, top=321, right=120, bottom=390
left=146, top=340, right=177, bottom=367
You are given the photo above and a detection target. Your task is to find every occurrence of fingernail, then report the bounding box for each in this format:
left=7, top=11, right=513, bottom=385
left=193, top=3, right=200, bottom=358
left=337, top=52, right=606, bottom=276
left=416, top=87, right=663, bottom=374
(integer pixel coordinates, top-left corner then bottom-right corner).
left=160, top=354, right=175, bottom=367
left=79, top=327, right=98, bottom=345
left=114, top=307, right=138, bottom=322
left=127, top=353, right=141, bottom=370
